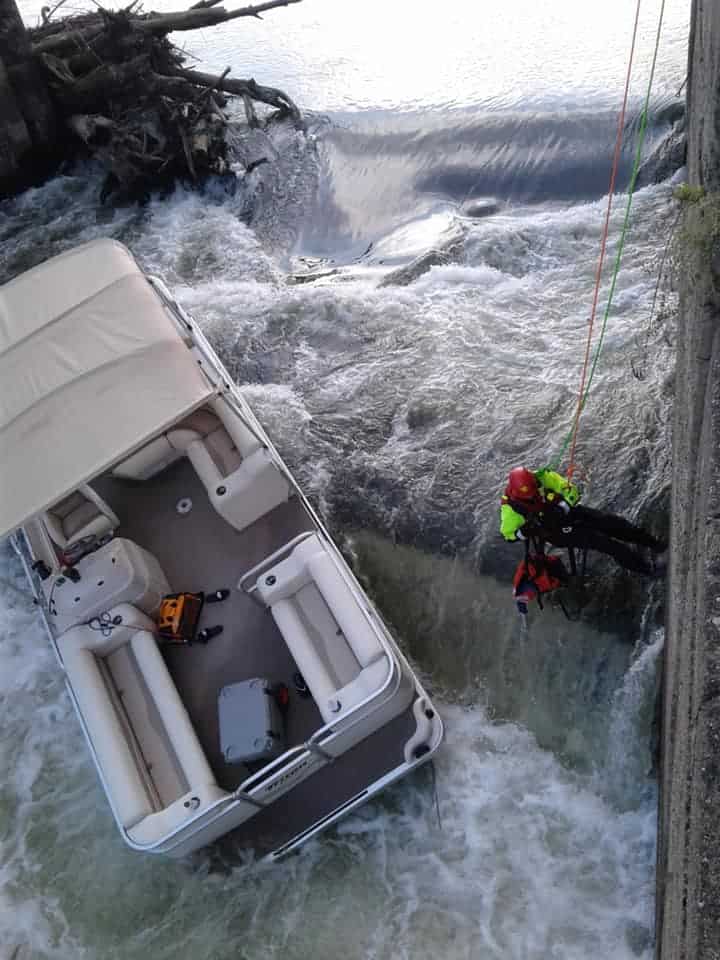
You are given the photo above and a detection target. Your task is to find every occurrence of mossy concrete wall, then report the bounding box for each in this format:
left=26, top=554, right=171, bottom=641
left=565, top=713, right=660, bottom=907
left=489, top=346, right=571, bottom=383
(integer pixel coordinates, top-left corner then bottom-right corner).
left=657, top=1, right=720, bottom=957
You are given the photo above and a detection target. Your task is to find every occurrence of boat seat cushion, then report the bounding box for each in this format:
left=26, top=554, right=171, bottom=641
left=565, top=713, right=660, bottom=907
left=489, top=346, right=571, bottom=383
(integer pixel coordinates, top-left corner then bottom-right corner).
left=272, top=599, right=343, bottom=712
left=252, top=535, right=389, bottom=723
left=306, top=553, right=384, bottom=669
left=187, top=441, right=291, bottom=533
left=105, top=643, right=186, bottom=807
left=130, top=631, right=216, bottom=791
left=44, top=484, right=118, bottom=549
left=59, top=604, right=220, bottom=837
left=203, top=425, right=243, bottom=477
left=211, top=397, right=262, bottom=460
left=112, top=436, right=178, bottom=481
left=63, top=646, right=156, bottom=829
left=111, top=409, right=222, bottom=481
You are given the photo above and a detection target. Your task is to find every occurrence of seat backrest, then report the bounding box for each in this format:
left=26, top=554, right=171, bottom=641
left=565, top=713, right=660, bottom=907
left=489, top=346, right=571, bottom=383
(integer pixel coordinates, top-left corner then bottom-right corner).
left=112, top=408, right=221, bottom=481
left=44, top=490, right=92, bottom=547
left=166, top=408, right=222, bottom=453
left=112, top=436, right=177, bottom=481
left=306, top=552, right=384, bottom=668
left=78, top=483, right=120, bottom=528
left=211, top=397, right=262, bottom=460
left=49, top=490, right=86, bottom=521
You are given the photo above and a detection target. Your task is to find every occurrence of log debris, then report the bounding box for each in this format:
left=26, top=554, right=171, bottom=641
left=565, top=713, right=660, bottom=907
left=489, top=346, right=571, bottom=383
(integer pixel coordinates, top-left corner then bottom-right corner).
left=31, top=0, right=301, bottom=52
left=23, top=0, right=304, bottom=202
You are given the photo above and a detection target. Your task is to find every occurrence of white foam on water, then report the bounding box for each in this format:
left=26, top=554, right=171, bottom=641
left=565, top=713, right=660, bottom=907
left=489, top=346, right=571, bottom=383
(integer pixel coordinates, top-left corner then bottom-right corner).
left=0, top=548, right=84, bottom=960
left=129, top=191, right=282, bottom=287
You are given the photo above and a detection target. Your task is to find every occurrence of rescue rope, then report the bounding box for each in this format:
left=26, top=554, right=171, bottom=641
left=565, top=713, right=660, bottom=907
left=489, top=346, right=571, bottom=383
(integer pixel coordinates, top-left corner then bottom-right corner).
left=561, top=0, right=643, bottom=476
left=551, top=0, right=666, bottom=475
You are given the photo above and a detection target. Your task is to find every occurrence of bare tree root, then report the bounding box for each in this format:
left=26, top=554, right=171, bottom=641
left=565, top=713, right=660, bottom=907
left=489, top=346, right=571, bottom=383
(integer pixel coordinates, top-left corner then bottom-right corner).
left=25, top=0, right=304, bottom=202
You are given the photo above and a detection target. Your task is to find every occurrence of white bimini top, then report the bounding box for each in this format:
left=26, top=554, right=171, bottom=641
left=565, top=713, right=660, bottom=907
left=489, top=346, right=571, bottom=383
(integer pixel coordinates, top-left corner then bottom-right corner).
left=0, top=239, right=213, bottom=538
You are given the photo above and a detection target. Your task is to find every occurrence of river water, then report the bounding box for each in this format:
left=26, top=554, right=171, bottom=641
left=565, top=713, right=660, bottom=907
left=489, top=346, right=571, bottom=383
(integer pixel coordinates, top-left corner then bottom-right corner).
left=1, top=1, right=688, bottom=957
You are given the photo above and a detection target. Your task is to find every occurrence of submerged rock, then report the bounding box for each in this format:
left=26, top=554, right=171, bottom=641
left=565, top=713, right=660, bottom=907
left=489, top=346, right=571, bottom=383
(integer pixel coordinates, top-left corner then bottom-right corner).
left=379, top=224, right=466, bottom=286
left=459, top=198, right=499, bottom=218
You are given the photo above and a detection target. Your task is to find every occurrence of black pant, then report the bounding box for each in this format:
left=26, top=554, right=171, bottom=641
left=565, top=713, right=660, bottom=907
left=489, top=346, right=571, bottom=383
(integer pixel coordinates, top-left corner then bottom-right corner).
left=535, top=506, right=663, bottom=575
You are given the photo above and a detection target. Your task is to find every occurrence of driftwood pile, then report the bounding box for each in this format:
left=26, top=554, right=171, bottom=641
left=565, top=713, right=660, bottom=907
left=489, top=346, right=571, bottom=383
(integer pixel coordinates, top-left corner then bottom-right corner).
left=28, top=0, right=304, bottom=201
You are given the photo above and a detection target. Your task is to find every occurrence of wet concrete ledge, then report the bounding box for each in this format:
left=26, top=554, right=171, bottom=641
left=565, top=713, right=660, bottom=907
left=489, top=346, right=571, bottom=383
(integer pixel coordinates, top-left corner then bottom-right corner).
left=657, top=1, right=720, bottom=957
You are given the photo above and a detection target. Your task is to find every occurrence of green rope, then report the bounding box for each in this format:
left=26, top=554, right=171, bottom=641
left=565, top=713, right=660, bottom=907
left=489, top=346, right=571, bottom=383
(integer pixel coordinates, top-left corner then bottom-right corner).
left=550, top=0, right=667, bottom=472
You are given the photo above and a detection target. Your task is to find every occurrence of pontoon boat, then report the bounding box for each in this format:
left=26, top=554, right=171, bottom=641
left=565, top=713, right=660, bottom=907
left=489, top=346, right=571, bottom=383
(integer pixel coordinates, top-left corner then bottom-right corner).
left=1, top=239, right=443, bottom=858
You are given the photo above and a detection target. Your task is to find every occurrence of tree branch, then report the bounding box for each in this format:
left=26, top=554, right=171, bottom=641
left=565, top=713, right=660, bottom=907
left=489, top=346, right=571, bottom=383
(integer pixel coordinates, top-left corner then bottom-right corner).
left=133, top=0, right=302, bottom=35
left=31, top=0, right=302, bottom=55
left=173, top=65, right=304, bottom=128
left=189, top=0, right=297, bottom=13
left=53, top=53, right=149, bottom=108
left=33, top=23, right=104, bottom=55
left=21, top=0, right=304, bottom=201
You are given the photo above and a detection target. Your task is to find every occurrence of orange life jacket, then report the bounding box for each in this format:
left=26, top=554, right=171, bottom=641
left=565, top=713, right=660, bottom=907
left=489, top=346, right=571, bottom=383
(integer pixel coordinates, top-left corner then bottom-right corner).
left=512, top=553, right=566, bottom=603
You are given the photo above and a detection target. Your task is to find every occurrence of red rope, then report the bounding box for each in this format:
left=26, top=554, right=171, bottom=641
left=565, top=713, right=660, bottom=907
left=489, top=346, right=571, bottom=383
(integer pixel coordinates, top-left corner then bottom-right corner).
left=565, top=0, right=643, bottom=480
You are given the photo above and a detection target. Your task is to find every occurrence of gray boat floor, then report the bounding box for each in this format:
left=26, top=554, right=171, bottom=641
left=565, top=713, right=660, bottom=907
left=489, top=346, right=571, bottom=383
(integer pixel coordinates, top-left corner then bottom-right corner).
left=97, top=460, right=319, bottom=792
left=95, top=460, right=421, bottom=857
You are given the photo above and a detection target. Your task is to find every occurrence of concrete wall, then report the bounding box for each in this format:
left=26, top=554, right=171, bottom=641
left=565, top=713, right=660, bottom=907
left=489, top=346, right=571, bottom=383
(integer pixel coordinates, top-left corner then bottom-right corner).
left=657, top=1, right=720, bottom=957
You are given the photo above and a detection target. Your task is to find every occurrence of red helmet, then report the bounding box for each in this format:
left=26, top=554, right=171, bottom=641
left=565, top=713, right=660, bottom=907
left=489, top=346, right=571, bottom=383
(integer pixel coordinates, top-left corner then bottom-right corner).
left=506, top=467, right=540, bottom=502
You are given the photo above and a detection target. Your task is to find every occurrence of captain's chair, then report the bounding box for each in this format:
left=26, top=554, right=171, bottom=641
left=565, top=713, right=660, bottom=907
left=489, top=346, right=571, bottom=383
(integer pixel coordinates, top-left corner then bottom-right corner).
left=43, top=484, right=119, bottom=550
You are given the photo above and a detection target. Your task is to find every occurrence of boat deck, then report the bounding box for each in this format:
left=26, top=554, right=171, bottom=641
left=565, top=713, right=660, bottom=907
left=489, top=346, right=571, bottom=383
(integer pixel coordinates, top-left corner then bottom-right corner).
left=96, top=459, right=319, bottom=791
left=91, top=458, right=423, bottom=856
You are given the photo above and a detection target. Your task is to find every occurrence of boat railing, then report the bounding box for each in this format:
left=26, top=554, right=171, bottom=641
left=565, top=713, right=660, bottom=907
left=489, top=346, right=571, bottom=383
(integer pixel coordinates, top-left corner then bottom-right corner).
left=233, top=648, right=398, bottom=790
left=235, top=745, right=315, bottom=794
left=11, top=530, right=63, bottom=668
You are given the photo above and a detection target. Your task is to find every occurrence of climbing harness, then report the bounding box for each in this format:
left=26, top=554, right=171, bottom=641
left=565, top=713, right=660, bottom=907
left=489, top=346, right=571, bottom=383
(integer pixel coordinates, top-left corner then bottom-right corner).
left=512, top=535, right=588, bottom=623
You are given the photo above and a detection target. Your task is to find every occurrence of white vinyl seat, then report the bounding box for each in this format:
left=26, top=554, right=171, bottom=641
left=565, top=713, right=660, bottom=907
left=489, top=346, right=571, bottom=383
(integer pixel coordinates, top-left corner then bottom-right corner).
left=111, top=398, right=292, bottom=532
left=185, top=398, right=292, bottom=533
left=59, top=603, right=226, bottom=844
left=111, top=409, right=220, bottom=481
left=245, top=535, right=392, bottom=725
left=43, top=483, right=119, bottom=549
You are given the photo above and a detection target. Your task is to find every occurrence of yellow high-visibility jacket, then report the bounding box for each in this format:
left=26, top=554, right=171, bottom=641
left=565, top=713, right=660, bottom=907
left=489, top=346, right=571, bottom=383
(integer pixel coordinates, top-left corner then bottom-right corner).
left=500, top=469, right=580, bottom=542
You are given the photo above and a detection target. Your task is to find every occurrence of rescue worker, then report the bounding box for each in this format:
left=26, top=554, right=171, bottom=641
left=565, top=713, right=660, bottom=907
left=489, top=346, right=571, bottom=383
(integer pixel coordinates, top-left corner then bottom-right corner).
left=500, top=466, right=666, bottom=576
